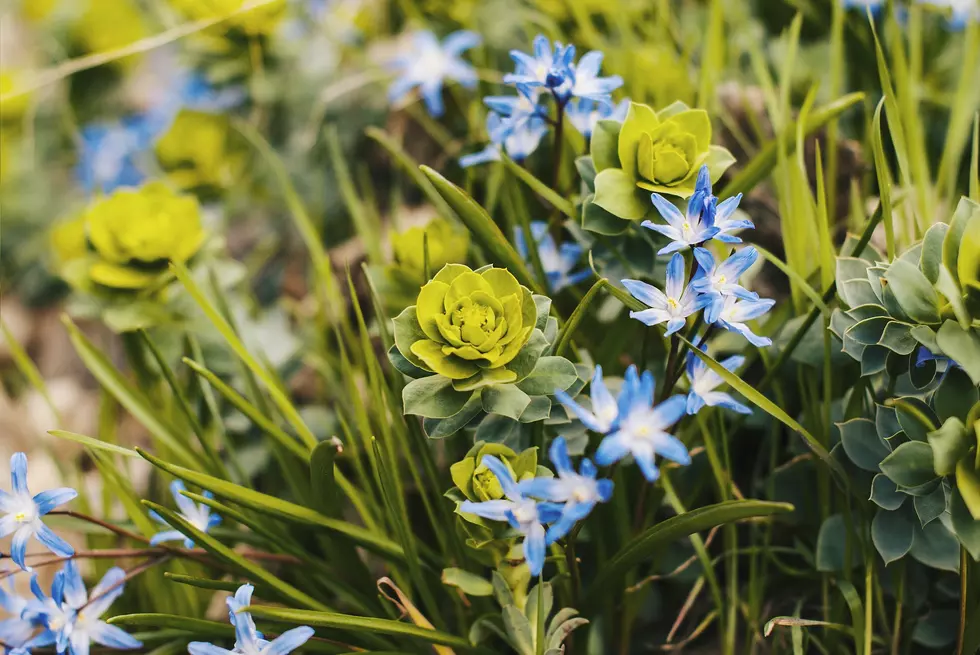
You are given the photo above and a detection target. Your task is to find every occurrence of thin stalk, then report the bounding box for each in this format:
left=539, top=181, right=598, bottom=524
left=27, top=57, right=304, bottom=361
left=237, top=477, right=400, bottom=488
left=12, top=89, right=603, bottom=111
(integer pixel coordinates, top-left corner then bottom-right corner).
left=959, top=546, right=969, bottom=655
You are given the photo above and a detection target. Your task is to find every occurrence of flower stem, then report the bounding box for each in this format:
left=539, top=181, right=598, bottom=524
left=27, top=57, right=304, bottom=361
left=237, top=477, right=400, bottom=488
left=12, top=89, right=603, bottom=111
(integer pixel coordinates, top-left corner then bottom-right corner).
left=549, top=95, right=566, bottom=244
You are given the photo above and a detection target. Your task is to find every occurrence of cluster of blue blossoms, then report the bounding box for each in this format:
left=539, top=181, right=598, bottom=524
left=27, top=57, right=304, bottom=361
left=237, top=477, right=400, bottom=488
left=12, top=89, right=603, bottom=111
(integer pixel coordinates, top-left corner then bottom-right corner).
left=1, top=455, right=306, bottom=655
left=460, top=34, right=626, bottom=167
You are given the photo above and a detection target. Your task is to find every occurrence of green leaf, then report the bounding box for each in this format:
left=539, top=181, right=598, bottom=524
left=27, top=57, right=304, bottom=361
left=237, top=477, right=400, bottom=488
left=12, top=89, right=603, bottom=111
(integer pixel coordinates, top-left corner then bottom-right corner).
left=913, top=484, right=946, bottom=527
left=244, top=606, right=490, bottom=653
left=164, top=573, right=250, bottom=593
left=108, top=614, right=234, bottom=637
left=590, top=120, right=621, bottom=171
left=816, top=514, right=848, bottom=572
left=592, top=168, right=648, bottom=220
left=935, top=321, right=980, bottom=385
left=879, top=441, right=937, bottom=488
left=872, top=505, right=916, bottom=564
left=503, top=606, right=534, bottom=655
left=911, top=610, right=958, bottom=649
left=920, top=223, right=949, bottom=284
left=956, top=456, right=980, bottom=520
left=908, top=519, right=960, bottom=572
left=870, top=475, right=906, bottom=511
left=586, top=500, right=794, bottom=601
left=838, top=419, right=891, bottom=472
left=680, top=336, right=847, bottom=489
left=892, top=396, right=940, bottom=441
left=310, top=440, right=341, bottom=518
left=420, top=166, right=542, bottom=295
left=47, top=430, right=138, bottom=458
left=145, top=501, right=330, bottom=611
left=581, top=195, right=630, bottom=235
left=424, top=394, right=484, bottom=439
left=61, top=317, right=198, bottom=469
left=136, top=448, right=406, bottom=561
left=441, top=568, right=493, bottom=596
left=720, top=93, right=864, bottom=198
left=575, top=156, right=596, bottom=190
left=403, top=375, right=473, bottom=418
left=482, top=384, right=531, bottom=421
left=950, top=486, right=980, bottom=559
left=883, top=259, right=941, bottom=324
left=501, top=155, right=576, bottom=219
left=515, top=357, right=578, bottom=396
left=944, top=197, right=980, bottom=286
left=927, top=418, right=970, bottom=476
left=879, top=321, right=917, bottom=355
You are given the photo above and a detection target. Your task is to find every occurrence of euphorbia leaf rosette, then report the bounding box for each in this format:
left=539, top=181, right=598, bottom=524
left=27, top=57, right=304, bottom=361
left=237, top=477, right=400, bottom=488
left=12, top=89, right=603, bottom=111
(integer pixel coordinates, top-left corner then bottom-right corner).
left=398, top=264, right=537, bottom=383
left=588, top=101, right=735, bottom=222
left=392, top=264, right=579, bottom=437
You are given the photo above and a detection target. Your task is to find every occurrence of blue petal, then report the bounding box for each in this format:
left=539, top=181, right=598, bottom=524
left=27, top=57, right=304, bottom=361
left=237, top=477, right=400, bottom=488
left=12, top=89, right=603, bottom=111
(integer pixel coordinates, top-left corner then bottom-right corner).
left=517, top=478, right=563, bottom=501
left=652, top=395, right=687, bottom=429
left=649, top=194, right=685, bottom=227
left=87, top=621, right=142, bottom=650
left=10, top=453, right=29, bottom=496
left=655, top=434, right=691, bottom=465
left=34, top=524, right=74, bottom=558
left=10, top=527, right=32, bottom=571
left=523, top=524, right=547, bottom=576
left=479, top=455, right=519, bottom=496
left=596, top=478, right=614, bottom=502
left=188, top=644, right=235, bottom=655
left=548, top=437, right=573, bottom=474
left=149, top=530, right=185, bottom=547
left=263, top=627, right=315, bottom=655
left=595, top=433, right=631, bottom=466
left=33, top=489, right=78, bottom=516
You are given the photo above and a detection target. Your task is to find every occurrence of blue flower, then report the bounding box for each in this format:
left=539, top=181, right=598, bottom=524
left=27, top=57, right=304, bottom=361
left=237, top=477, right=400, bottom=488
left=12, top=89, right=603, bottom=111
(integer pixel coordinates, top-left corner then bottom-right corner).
left=554, top=365, right=622, bottom=433
left=517, top=437, right=613, bottom=542
left=0, top=570, right=36, bottom=651
left=515, top=222, right=590, bottom=292
left=148, top=481, right=222, bottom=549
left=459, top=456, right=563, bottom=576
left=459, top=110, right=550, bottom=167
left=387, top=30, right=481, bottom=117
left=593, top=370, right=690, bottom=482
left=684, top=346, right=751, bottom=415
left=642, top=166, right=720, bottom=253
left=504, top=35, right=576, bottom=97
left=691, top=246, right=761, bottom=322
left=622, top=252, right=710, bottom=336
left=24, top=560, right=142, bottom=655
left=566, top=97, right=629, bottom=138
left=568, top=51, right=623, bottom=105
left=709, top=193, right=753, bottom=244
left=76, top=119, right=154, bottom=194
left=841, top=0, right=884, bottom=14
left=0, top=454, right=77, bottom=572
left=188, top=584, right=314, bottom=655
left=710, top=296, right=775, bottom=347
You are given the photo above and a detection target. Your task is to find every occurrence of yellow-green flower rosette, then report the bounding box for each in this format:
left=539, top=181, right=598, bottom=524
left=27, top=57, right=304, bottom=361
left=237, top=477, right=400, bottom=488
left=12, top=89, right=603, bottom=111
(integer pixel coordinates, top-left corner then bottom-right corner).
left=155, top=110, right=246, bottom=193
left=450, top=443, right=539, bottom=502
left=591, top=101, right=735, bottom=221
left=395, top=264, right=536, bottom=386
left=72, top=0, right=148, bottom=68
left=55, top=182, right=206, bottom=291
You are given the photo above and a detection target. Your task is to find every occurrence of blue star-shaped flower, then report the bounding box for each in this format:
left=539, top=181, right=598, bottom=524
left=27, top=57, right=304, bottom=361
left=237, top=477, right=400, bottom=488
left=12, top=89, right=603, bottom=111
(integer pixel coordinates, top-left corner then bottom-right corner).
left=691, top=246, right=761, bottom=323
left=710, top=295, right=776, bottom=347
left=503, top=34, right=576, bottom=97
left=622, top=252, right=710, bottom=336
left=0, top=454, right=77, bottom=571
left=514, top=222, right=590, bottom=292
left=188, top=584, right=314, bottom=655
left=684, top=345, right=751, bottom=415
left=458, top=456, right=563, bottom=576
left=387, top=30, right=481, bottom=117
left=517, top=437, right=613, bottom=542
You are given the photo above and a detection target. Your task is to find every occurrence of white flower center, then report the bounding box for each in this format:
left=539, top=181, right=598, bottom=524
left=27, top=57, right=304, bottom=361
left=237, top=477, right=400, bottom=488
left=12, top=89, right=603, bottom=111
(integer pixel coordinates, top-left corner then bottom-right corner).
left=10, top=497, right=38, bottom=524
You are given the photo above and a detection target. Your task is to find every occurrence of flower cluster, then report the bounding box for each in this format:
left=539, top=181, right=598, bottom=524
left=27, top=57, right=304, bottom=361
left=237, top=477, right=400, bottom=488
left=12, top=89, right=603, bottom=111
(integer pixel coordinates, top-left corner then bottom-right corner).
left=460, top=34, right=624, bottom=167
left=514, top=222, right=590, bottom=292
left=387, top=30, right=481, bottom=117
left=623, top=165, right=775, bottom=347
left=459, top=437, right=612, bottom=575
left=189, top=584, right=314, bottom=655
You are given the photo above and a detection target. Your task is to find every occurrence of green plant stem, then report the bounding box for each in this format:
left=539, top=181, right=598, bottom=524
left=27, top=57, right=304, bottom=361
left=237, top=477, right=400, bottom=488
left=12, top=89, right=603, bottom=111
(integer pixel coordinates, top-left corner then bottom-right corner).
left=959, top=546, right=969, bottom=655
left=536, top=573, right=546, bottom=655
left=891, top=561, right=905, bottom=655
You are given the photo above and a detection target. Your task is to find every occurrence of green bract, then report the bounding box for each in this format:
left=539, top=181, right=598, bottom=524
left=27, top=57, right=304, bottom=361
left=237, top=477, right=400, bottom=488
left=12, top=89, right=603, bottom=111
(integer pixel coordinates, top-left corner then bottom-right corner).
left=399, top=264, right=536, bottom=382
left=584, top=101, right=735, bottom=225
left=392, top=218, right=470, bottom=281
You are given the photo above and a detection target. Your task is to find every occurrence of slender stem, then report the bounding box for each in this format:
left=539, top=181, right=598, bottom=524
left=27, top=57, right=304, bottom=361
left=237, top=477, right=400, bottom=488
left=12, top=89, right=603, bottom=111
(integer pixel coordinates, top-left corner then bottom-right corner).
left=535, top=572, right=546, bottom=655
left=890, top=560, right=905, bottom=655
left=48, top=510, right=149, bottom=543
left=958, top=546, right=969, bottom=655
left=548, top=94, right=566, bottom=244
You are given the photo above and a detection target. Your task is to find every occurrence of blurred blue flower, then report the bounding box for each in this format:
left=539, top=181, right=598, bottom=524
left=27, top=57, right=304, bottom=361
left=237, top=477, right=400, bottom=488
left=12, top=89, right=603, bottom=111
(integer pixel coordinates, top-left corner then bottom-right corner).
left=459, top=456, right=563, bottom=576
left=0, top=571, right=36, bottom=651
left=554, top=365, right=621, bottom=433
left=518, top=437, right=613, bottom=542
left=684, top=346, right=751, bottom=415
left=711, top=296, right=775, bottom=347
left=691, top=246, right=761, bottom=323
left=515, top=222, right=590, bottom=292
left=188, top=584, right=314, bottom=655
left=568, top=51, right=623, bottom=105
left=593, top=368, right=690, bottom=481
left=504, top=35, right=576, bottom=97
left=0, top=453, right=76, bottom=572
left=149, top=481, right=222, bottom=549
left=623, top=252, right=710, bottom=336
left=566, top=97, right=629, bottom=138
left=459, top=110, right=550, bottom=167
left=24, top=560, right=142, bottom=655
left=388, top=30, right=481, bottom=117
left=76, top=119, right=154, bottom=194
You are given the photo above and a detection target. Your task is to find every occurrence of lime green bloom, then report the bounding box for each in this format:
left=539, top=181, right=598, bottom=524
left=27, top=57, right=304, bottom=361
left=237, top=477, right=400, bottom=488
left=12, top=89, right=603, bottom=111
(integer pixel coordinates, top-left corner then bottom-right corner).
left=392, top=219, right=470, bottom=280
left=398, top=264, right=536, bottom=382
left=167, top=0, right=286, bottom=36
left=73, top=0, right=148, bottom=68
left=155, top=110, right=246, bottom=193
left=451, top=443, right=539, bottom=502
left=591, top=101, right=735, bottom=221
left=65, top=182, right=206, bottom=290
left=0, top=72, right=29, bottom=123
